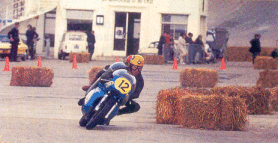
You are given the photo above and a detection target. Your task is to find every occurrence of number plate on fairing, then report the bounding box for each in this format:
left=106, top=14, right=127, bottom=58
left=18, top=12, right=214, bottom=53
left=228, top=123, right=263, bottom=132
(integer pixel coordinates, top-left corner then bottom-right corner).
left=114, top=78, right=131, bottom=94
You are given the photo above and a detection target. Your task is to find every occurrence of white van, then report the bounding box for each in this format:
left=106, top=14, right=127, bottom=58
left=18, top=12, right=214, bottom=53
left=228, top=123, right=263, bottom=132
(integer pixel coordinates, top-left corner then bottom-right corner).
left=58, top=31, right=88, bottom=60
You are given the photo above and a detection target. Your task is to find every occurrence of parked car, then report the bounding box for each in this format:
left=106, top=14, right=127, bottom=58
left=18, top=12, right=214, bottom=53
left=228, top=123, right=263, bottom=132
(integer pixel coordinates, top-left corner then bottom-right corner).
left=58, top=31, right=88, bottom=60
left=0, top=34, right=29, bottom=61
left=138, top=41, right=159, bottom=55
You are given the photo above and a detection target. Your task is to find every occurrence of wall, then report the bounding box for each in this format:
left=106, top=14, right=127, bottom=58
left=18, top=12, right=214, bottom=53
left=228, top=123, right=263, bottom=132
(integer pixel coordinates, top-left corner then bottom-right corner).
left=54, top=0, right=207, bottom=58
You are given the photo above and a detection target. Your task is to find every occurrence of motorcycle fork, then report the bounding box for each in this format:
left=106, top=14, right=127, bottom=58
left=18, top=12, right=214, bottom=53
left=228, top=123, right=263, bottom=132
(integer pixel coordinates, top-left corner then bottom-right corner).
left=105, top=102, right=118, bottom=119
left=95, top=94, right=109, bottom=111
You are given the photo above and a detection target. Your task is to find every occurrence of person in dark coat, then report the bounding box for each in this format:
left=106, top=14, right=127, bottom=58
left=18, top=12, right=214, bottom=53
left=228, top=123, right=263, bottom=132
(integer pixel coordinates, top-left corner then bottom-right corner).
left=249, top=34, right=261, bottom=64
left=7, top=22, right=20, bottom=62
left=26, top=24, right=39, bottom=60
left=185, top=32, right=194, bottom=44
left=157, top=32, right=167, bottom=55
left=86, top=30, right=96, bottom=61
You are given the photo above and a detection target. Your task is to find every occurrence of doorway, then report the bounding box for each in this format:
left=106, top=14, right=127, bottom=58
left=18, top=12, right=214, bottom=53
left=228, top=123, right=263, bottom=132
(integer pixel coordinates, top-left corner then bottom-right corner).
left=114, top=12, right=141, bottom=56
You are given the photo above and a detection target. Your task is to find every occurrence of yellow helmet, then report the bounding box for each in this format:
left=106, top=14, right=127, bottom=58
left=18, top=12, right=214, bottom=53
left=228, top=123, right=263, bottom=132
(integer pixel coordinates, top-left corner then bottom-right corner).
left=126, top=55, right=144, bottom=67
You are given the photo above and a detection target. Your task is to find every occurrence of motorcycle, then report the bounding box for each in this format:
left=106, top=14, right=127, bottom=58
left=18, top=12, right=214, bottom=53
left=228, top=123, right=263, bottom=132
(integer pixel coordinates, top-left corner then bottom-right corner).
left=79, top=62, right=136, bottom=130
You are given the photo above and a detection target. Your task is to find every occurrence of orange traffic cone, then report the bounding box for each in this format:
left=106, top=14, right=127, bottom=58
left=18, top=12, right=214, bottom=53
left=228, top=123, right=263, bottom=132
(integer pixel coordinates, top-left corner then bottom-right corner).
left=37, top=56, right=42, bottom=67
left=2, top=57, right=10, bottom=71
left=219, top=58, right=227, bottom=70
left=72, top=55, right=78, bottom=69
left=172, top=57, right=178, bottom=70
left=115, top=56, right=119, bottom=62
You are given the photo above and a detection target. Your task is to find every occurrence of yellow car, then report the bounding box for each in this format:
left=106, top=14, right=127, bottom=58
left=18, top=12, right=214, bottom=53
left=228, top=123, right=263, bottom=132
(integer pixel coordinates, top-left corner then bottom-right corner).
left=0, top=34, right=29, bottom=61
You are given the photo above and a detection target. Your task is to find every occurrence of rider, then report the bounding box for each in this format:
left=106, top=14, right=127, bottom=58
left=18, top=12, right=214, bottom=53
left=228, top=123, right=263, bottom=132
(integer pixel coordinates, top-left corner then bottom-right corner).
left=78, top=55, right=144, bottom=116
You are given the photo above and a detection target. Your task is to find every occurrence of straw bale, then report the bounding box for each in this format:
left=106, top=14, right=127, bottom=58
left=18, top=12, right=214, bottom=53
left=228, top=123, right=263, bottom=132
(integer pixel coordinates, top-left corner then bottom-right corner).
left=142, top=54, right=164, bottom=65
left=10, top=66, right=54, bottom=87
left=226, top=47, right=277, bottom=62
left=226, top=47, right=251, bottom=62
left=180, top=68, right=217, bottom=88
left=69, top=52, right=90, bottom=63
left=270, top=87, right=278, bottom=111
left=177, top=94, right=247, bottom=131
left=256, top=70, right=278, bottom=88
left=211, top=86, right=271, bottom=114
left=253, top=56, right=278, bottom=69
left=88, top=67, right=104, bottom=84
left=156, top=88, right=190, bottom=124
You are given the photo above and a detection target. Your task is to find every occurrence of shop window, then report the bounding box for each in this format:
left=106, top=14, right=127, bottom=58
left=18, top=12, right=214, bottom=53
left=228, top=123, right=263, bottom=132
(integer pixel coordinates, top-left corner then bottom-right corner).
left=161, top=14, right=188, bottom=40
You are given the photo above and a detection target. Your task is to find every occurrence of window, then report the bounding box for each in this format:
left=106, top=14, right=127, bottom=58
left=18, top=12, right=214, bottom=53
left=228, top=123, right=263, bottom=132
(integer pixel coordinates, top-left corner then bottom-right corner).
left=161, top=14, right=188, bottom=40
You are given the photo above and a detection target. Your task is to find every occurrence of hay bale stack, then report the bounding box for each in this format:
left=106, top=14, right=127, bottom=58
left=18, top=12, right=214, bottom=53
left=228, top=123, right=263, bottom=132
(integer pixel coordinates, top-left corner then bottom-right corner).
left=180, top=68, right=217, bottom=88
left=256, top=70, right=278, bottom=88
left=156, top=88, right=191, bottom=124
left=88, top=67, right=104, bottom=84
left=10, top=66, right=54, bottom=87
left=142, top=54, right=164, bottom=65
left=270, top=87, right=278, bottom=111
left=254, top=56, right=278, bottom=69
left=226, top=47, right=252, bottom=62
left=69, top=52, right=90, bottom=63
left=177, top=94, right=247, bottom=131
left=211, top=86, right=271, bottom=114
left=260, top=47, right=276, bottom=56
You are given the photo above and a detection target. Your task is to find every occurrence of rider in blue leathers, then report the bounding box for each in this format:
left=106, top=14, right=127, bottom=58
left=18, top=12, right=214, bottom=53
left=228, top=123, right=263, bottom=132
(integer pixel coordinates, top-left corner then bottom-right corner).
left=78, top=55, right=144, bottom=115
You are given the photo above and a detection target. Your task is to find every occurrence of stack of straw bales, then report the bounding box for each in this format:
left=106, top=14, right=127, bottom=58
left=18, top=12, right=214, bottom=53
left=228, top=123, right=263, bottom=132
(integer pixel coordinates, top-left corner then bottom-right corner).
left=211, top=86, right=271, bottom=114
left=10, top=66, right=54, bottom=87
left=254, top=56, right=278, bottom=69
left=156, top=87, right=247, bottom=131
left=180, top=68, right=217, bottom=88
left=226, top=47, right=277, bottom=62
left=141, top=54, right=164, bottom=65
left=69, top=52, right=90, bottom=63
left=226, top=47, right=252, bottom=62
left=88, top=67, right=104, bottom=84
left=270, top=87, right=278, bottom=111
left=256, top=70, right=278, bottom=88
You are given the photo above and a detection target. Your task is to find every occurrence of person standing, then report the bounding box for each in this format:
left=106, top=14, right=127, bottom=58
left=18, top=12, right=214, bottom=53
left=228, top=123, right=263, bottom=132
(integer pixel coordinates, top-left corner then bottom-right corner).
left=249, top=34, right=261, bottom=64
left=86, top=30, right=96, bottom=61
left=185, top=32, right=194, bottom=44
left=176, top=32, right=188, bottom=64
left=157, top=32, right=167, bottom=55
left=8, top=22, right=20, bottom=62
left=26, top=25, right=39, bottom=60
left=163, top=33, right=173, bottom=64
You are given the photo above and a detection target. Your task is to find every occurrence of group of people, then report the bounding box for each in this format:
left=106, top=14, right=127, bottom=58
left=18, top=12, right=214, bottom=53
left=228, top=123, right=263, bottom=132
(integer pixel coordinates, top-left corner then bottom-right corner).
left=157, top=31, right=205, bottom=64
left=7, top=22, right=41, bottom=62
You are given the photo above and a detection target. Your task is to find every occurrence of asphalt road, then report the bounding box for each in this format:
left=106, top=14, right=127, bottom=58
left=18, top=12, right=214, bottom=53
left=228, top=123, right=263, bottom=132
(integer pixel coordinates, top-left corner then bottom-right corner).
left=0, top=58, right=277, bottom=143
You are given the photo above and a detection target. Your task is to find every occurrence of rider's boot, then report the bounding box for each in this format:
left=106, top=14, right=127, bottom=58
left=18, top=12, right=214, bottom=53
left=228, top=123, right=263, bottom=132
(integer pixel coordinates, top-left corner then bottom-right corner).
left=78, top=97, right=85, bottom=106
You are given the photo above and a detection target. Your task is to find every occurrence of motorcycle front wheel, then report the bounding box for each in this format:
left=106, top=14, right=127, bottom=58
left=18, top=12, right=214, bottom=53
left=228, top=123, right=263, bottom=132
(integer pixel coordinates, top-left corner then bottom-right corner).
left=85, top=97, right=116, bottom=130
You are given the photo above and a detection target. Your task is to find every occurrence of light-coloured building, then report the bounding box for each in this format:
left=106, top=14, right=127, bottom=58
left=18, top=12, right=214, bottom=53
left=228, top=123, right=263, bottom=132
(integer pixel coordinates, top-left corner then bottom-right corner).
left=0, top=0, right=208, bottom=59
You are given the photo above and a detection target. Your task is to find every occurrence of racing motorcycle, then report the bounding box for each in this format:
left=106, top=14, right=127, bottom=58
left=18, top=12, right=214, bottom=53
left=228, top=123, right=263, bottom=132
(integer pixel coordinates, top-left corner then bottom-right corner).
left=79, top=62, right=136, bottom=130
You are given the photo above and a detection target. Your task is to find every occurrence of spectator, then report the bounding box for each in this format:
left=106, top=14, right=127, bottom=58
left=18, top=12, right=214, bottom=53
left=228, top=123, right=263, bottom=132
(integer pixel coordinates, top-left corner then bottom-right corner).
left=157, top=32, right=167, bottom=55
left=194, top=35, right=205, bottom=63
left=194, top=35, right=204, bottom=47
left=8, top=22, right=20, bottom=62
left=26, top=24, right=39, bottom=60
left=271, top=48, right=278, bottom=59
left=163, top=33, right=173, bottom=64
left=86, top=30, right=96, bottom=61
left=249, top=34, right=261, bottom=64
left=175, top=32, right=188, bottom=64
left=186, top=32, right=194, bottom=44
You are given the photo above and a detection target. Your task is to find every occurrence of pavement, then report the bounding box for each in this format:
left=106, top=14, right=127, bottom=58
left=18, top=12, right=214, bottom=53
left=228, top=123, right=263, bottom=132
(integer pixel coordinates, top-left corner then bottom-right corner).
left=0, top=57, right=277, bottom=143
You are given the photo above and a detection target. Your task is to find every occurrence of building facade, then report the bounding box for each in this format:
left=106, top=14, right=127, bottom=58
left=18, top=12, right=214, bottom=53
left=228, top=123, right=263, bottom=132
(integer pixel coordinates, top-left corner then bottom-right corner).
left=53, top=0, right=208, bottom=58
